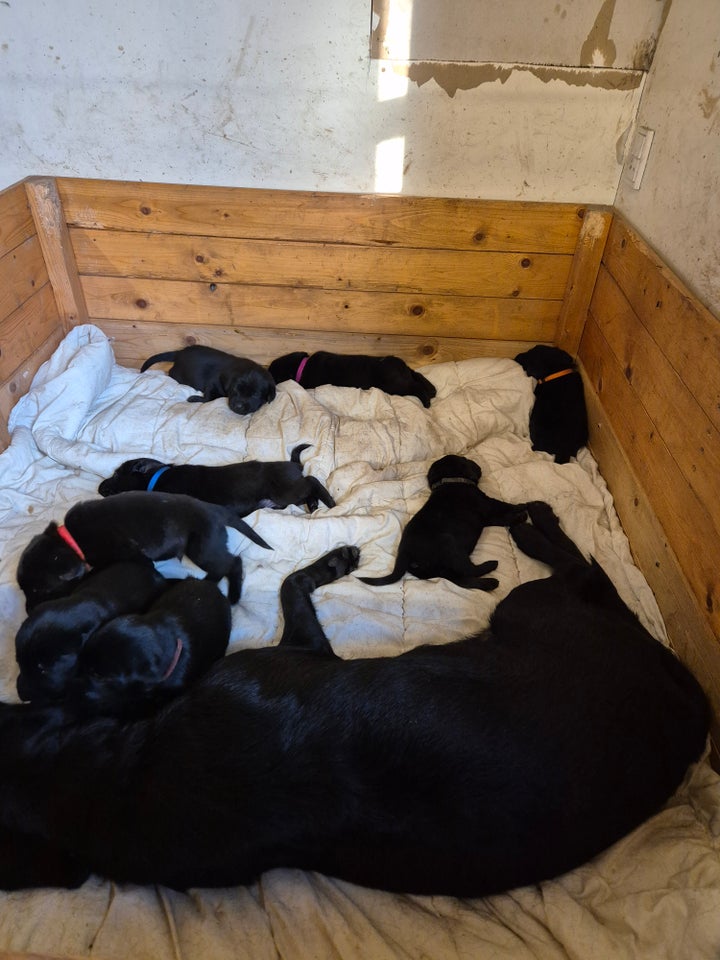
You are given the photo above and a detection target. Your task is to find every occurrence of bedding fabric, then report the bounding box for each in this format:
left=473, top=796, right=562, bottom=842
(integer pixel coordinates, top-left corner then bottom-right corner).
left=0, top=324, right=718, bottom=960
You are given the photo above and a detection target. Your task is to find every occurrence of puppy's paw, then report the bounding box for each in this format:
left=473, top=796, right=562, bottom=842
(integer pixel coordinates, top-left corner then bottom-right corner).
left=525, top=500, right=559, bottom=528
left=472, top=559, right=498, bottom=576
left=325, top=545, right=361, bottom=579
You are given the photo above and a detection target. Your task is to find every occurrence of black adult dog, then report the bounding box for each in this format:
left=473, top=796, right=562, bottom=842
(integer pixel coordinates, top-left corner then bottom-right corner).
left=98, top=444, right=335, bottom=516
left=0, top=507, right=708, bottom=894
left=15, top=561, right=168, bottom=704
left=514, top=345, right=589, bottom=463
left=76, top=578, right=231, bottom=713
left=141, top=345, right=276, bottom=415
left=359, top=454, right=525, bottom=589
left=268, top=351, right=437, bottom=408
left=16, top=492, right=271, bottom=610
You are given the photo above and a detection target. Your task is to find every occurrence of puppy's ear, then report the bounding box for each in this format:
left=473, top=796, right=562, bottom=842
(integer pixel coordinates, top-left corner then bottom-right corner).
left=130, top=459, right=162, bottom=473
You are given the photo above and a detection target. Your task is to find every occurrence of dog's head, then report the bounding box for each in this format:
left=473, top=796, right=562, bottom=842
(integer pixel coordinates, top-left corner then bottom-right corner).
left=16, top=524, right=88, bottom=611
left=514, top=345, right=576, bottom=380
left=268, top=353, right=309, bottom=385
left=427, top=455, right=482, bottom=488
left=98, top=458, right=166, bottom=497
left=15, top=613, right=84, bottom=703
left=222, top=364, right=277, bottom=415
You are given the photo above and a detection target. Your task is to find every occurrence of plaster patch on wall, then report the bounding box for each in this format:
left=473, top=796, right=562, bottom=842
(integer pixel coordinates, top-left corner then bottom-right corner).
left=400, top=61, right=642, bottom=98
left=699, top=88, right=720, bottom=120
left=580, top=0, right=618, bottom=67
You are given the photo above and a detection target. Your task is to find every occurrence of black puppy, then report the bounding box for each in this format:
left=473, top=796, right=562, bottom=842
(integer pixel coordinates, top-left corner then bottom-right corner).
left=0, top=518, right=708, bottom=895
left=16, top=491, right=271, bottom=610
left=76, top=578, right=231, bottom=712
left=15, top=561, right=168, bottom=704
left=98, top=444, right=335, bottom=515
left=141, top=345, right=276, bottom=415
left=268, top=350, right=437, bottom=408
left=514, top=345, right=589, bottom=463
left=359, top=454, right=525, bottom=589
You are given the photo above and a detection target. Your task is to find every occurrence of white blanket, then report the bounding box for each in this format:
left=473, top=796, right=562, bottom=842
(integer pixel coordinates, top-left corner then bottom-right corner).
left=0, top=325, right=718, bottom=960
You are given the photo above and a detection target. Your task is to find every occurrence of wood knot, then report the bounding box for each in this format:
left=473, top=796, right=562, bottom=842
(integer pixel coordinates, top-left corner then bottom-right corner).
left=577, top=208, right=586, bottom=219
left=184, top=336, right=197, bottom=345
left=209, top=283, right=217, bottom=292
left=520, top=258, right=531, bottom=268
left=421, top=342, right=435, bottom=357
left=9, top=381, right=16, bottom=394
left=140, top=205, right=151, bottom=215
left=473, top=230, right=485, bottom=243
left=195, top=255, right=206, bottom=264
left=511, top=289, right=520, bottom=298
left=410, top=304, right=425, bottom=317
left=135, top=298, right=147, bottom=309
left=624, top=364, right=632, bottom=380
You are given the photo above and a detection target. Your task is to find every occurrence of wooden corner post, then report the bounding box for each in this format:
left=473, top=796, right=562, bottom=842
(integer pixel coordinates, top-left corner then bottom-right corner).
left=556, top=208, right=612, bottom=357
left=24, top=176, right=89, bottom=332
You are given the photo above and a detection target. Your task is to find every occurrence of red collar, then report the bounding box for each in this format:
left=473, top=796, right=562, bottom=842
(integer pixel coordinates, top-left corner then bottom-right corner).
left=537, top=367, right=575, bottom=385
left=56, top=524, right=91, bottom=569
left=161, top=637, right=184, bottom=681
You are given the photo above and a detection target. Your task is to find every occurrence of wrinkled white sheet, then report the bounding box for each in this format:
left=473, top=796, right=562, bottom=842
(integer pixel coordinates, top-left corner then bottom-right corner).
left=0, top=325, right=718, bottom=960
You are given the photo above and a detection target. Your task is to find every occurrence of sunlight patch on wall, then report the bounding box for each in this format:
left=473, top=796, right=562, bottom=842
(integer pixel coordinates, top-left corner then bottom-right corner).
left=374, top=136, right=405, bottom=192
left=375, top=0, right=412, bottom=101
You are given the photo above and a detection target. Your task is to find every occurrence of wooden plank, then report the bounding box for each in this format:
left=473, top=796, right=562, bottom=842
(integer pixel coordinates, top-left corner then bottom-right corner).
left=81, top=276, right=560, bottom=342
left=0, top=234, right=49, bottom=322
left=0, top=283, right=61, bottom=383
left=57, top=178, right=585, bottom=253
left=579, top=316, right=720, bottom=638
left=591, top=264, right=720, bottom=543
left=25, top=177, right=89, bottom=331
left=70, top=229, right=572, bottom=300
left=0, top=181, right=36, bottom=259
left=556, top=208, right=612, bottom=355
left=96, top=318, right=534, bottom=370
left=0, top=327, right=64, bottom=449
left=603, top=216, right=720, bottom=434
left=582, top=368, right=720, bottom=766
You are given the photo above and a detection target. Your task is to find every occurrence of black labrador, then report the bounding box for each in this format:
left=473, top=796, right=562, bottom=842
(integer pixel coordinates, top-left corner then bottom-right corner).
left=269, top=350, right=437, bottom=408
left=514, top=345, right=589, bottom=463
left=75, top=578, right=231, bottom=713
left=98, top=444, right=335, bottom=515
left=359, top=454, right=525, bottom=589
left=15, top=561, right=168, bottom=704
left=0, top=508, right=708, bottom=895
left=16, top=491, right=271, bottom=610
left=141, top=345, right=276, bottom=416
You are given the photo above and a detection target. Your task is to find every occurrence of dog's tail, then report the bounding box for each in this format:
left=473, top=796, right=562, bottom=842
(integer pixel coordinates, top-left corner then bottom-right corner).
left=290, top=443, right=312, bottom=464
left=224, top=513, right=273, bottom=550
left=140, top=351, right=178, bottom=373
left=357, top=552, right=408, bottom=586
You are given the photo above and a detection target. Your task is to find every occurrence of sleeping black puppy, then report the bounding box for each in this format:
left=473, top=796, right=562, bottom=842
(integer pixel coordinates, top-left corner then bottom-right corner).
left=98, top=444, right=335, bottom=515
left=514, top=345, right=589, bottom=463
left=15, top=561, right=167, bottom=703
left=0, top=517, right=708, bottom=895
left=141, top=345, right=276, bottom=415
left=16, top=491, right=271, bottom=610
left=358, top=454, right=525, bottom=589
left=268, top=350, right=437, bottom=407
left=76, top=578, right=231, bottom=713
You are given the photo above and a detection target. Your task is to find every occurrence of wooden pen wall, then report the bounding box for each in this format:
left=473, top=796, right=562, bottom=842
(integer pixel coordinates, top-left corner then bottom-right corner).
left=580, top=215, right=720, bottom=753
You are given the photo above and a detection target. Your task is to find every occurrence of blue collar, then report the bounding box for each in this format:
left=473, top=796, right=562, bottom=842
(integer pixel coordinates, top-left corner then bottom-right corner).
left=146, top=466, right=171, bottom=491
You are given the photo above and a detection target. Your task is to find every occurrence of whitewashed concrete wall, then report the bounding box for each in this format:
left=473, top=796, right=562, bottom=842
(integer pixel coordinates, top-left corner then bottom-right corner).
left=0, top=0, right=643, bottom=202
left=615, top=0, right=720, bottom=318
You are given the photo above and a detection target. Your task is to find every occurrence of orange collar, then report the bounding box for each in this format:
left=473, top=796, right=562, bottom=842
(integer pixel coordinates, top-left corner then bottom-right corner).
left=537, top=367, right=575, bottom=385
left=56, top=524, right=91, bottom=569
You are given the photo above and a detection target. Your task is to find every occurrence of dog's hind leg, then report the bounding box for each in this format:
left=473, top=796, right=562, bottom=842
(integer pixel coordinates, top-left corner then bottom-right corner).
left=279, top=546, right=360, bottom=653
left=445, top=559, right=499, bottom=591
left=511, top=501, right=587, bottom=570
left=303, top=477, right=336, bottom=511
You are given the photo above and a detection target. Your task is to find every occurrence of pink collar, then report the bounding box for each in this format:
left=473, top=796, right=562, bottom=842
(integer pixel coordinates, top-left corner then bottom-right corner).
left=161, top=637, right=184, bottom=681
left=295, top=356, right=309, bottom=383
left=56, top=524, right=91, bottom=569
